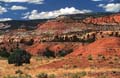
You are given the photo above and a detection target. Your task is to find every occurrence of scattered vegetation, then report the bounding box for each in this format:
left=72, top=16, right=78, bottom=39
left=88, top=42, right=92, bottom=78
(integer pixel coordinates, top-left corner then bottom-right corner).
left=36, top=73, right=48, bottom=78
left=48, top=74, right=56, bottom=78
left=67, top=71, right=87, bottom=78
left=98, top=54, right=106, bottom=60
left=4, top=74, right=32, bottom=78
left=88, top=54, right=93, bottom=60
left=15, top=69, right=23, bottom=74
left=98, top=73, right=107, bottom=78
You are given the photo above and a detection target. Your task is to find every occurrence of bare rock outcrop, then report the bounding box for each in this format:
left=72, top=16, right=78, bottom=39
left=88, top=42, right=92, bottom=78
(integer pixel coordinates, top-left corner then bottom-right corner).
left=83, top=13, right=120, bottom=25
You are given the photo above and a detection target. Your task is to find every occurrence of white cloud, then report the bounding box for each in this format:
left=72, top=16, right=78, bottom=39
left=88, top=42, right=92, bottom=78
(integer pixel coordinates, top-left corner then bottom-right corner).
left=23, top=7, right=92, bottom=19
left=0, top=6, right=7, bottom=14
left=98, top=4, right=105, bottom=7
left=0, top=18, right=12, bottom=21
left=11, top=5, right=27, bottom=10
left=98, top=3, right=120, bottom=12
left=0, top=0, right=44, bottom=4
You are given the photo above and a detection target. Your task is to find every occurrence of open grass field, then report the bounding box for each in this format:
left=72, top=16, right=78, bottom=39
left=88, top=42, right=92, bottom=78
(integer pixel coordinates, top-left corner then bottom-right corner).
left=0, top=56, right=120, bottom=78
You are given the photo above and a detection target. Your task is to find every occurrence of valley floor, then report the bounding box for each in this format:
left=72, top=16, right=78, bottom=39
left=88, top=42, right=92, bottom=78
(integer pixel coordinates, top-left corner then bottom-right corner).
left=0, top=57, right=120, bottom=78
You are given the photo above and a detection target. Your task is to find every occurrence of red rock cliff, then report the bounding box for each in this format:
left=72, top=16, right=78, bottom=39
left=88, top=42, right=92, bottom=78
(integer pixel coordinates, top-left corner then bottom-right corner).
left=83, top=13, right=120, bottom=25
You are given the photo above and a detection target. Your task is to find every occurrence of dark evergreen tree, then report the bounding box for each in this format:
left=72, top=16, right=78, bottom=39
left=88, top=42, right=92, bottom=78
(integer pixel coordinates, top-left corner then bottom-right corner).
left=115, top=32, right=119, bottom=37
left=20, top=38, right=25, bottom=43
left=65, top=35, right=69, bottom=41
left=53, top=35, right=59, bottom=41
left=43, top=48, right=55, bottom=58
left=109, top=32, right=114, bottom=36
left=0, top=47, right=10, bottom=58
left=8, top=49, right=31, bottom=66
left=26, top=39, right=34, bottom=45
left=72, top=35, right=79, bottom=42
left=58, top=49, right=73, bottom=57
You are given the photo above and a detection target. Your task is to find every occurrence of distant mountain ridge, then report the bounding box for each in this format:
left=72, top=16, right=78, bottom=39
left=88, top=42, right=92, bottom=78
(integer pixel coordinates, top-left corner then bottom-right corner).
left=0, top=19, right=48, bottom=30
left=36, top=12, right=120, bottom=34
left=0, top=12, right=119, bottom=31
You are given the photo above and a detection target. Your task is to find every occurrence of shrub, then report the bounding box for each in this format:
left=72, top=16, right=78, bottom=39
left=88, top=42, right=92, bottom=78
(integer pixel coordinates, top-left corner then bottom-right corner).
left=114, top=55, right=119, bottom=62
left=98, top=73, right=107, bottom=78
left=88, top=54, right=93, bottom=60
left=49, top=74, right=56, bottom=78
left=17, top=74, right=32, bottom=78
left=15, top=69, right=23, bottom=74
left=70, top=74, right=78, bottom=78
left=72, top=65, right=77, bottom=68
left=4, top=74, right=32, bottom=78
left=98, top=54, right=105, bottom=60
left=69, top=71, right=87, bottom=78
left=36, top=73, right=48, bottom=78
left=4, top=75, right=17, bottom=78
left=79, top=71, right=87, bottom=77
left=70, top=73, right=81, bottom=78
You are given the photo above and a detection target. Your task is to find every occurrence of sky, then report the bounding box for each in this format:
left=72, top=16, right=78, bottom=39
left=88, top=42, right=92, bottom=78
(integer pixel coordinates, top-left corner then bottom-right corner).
left=0, top=0, right=120, bottom=21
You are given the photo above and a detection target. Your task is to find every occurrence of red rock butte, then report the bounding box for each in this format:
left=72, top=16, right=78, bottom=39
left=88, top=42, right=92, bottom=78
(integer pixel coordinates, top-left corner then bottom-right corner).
left=83, top=13, right=120, bottom=25
left=36, top=19, right=86, bottom=34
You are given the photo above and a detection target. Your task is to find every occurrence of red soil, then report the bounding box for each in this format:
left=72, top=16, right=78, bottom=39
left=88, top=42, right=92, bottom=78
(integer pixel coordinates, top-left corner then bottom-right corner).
left=26, top=43, right=48, bottom=55
left=67, top=37, right=120, bottom=57
left=38, top=37, right=120, bottom=69
left=49, top=44, right=65, bottom=53
left=26, top=42, right=82, bottom=55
